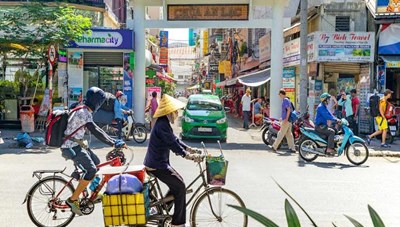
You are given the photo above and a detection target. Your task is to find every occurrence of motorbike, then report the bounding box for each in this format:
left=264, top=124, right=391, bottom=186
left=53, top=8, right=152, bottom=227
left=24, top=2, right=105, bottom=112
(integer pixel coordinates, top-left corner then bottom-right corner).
left=298, top=118, right=369, bottom=166
left=98, top=111, right=148, bottom=143
left=261, top=112, right=314, bottom=148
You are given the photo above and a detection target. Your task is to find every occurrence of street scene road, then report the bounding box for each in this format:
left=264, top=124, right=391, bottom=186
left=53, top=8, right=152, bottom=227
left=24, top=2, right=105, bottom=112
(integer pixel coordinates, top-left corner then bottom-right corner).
left=1, top=116, right=400, bottom=227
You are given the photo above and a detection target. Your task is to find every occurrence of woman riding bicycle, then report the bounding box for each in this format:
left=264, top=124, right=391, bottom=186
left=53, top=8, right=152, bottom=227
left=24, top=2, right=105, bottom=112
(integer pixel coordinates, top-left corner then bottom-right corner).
left=61, top=87, right=125, bottom=215
left=144, top=94, right=202, bottom=227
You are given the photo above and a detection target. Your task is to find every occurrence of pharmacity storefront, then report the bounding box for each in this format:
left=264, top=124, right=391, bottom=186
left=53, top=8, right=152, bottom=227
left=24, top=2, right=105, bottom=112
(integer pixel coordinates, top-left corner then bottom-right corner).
left=60, top=28, right=135, bottom=108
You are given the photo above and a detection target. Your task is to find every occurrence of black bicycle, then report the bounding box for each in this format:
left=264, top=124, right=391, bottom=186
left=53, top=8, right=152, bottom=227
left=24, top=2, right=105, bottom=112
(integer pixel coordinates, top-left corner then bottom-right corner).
left=146, top=142, right=248, bottom=227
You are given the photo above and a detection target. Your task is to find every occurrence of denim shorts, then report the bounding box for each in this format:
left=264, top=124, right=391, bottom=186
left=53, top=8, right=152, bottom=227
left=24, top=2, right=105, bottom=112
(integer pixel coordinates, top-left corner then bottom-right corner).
left=61, top=146, right=100, bottom=181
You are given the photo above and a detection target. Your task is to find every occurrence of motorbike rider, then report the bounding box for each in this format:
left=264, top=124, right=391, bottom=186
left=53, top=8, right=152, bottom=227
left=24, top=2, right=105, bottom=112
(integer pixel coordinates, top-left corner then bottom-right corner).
left=144, top=94, right=202, bottom=227
left=315, top=93, right=339, bottom=155
left=61, top=87, right=126, bottom=215
left=114, top=91, right=130, bottom=139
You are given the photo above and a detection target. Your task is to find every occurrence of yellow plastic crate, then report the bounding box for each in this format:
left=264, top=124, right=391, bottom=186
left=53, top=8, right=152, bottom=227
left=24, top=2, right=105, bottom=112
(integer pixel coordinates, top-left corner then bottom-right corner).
left=102, top=194, right=146, bottom=226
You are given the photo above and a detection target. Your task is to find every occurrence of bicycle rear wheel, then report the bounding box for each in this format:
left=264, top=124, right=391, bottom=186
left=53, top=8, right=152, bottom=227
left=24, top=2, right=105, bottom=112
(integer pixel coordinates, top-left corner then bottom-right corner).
left=190, top=187, right=248, bottom=227
left=132, top=124, right=147, bottom=143
left=26, top=176, right=75, bottom=227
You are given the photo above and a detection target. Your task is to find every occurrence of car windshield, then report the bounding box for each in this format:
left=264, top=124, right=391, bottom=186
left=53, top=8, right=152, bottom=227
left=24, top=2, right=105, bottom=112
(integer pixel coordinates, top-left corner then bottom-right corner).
left=187, top=99, right=222, bottom=111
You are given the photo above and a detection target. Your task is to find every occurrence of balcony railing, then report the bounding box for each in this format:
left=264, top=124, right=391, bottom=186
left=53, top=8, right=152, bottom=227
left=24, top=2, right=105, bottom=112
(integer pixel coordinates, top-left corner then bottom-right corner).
left=0, top=0, right=105, bottom=8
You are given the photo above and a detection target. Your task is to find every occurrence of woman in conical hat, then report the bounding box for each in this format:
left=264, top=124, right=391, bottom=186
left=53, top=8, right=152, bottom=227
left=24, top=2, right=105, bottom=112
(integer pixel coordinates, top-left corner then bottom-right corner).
left=144, top=94, right=202, bottom=227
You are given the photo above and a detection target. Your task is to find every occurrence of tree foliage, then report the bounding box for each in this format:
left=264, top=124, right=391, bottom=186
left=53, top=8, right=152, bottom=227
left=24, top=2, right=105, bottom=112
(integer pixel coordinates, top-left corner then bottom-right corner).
left=0, top=2, right=92, bottom=59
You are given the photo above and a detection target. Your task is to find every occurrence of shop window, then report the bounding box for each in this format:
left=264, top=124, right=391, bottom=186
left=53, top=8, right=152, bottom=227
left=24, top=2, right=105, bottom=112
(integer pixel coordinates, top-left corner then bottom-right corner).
left=335, top=16, right=350, bottom=32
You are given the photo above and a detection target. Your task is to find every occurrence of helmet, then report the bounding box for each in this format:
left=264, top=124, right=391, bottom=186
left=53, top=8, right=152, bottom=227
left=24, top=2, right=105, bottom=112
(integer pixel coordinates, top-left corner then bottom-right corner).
left=85, top=87, right=106, bottom=112
left=116, top=91, right=124, bottom=98
left=320, top=93, right=331, bottom=102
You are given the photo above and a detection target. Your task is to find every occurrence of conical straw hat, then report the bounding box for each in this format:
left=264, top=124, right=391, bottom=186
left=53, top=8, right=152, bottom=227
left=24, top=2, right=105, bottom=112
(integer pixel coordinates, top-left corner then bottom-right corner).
left=153, top=94, right=186, bottom=118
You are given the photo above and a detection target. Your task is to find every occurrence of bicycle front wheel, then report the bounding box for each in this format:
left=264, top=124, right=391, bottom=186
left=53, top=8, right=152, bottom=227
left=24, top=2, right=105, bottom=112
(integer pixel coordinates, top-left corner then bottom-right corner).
left=26, top=176, right=75, bottom=227
left=190, top=187, right=248, bottom=227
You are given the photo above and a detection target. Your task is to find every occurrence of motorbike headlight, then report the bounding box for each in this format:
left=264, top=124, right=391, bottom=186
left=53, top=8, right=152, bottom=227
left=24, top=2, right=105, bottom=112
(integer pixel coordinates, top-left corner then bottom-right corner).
left=216, top=117, right=227, bottom=124
left=184, top=116, right=194, bottom=123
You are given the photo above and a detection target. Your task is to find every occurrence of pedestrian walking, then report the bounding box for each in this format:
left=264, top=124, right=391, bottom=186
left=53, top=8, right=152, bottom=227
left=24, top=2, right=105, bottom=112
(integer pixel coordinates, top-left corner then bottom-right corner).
left=241, top=88, right=252, bottom=129
left=146, top=91, right=159, bottom=130
left=268, top=89, right=295, bottom=152
left=350, top=89, right=360, bottom=135
left=366, top=89, right=393, bottom=148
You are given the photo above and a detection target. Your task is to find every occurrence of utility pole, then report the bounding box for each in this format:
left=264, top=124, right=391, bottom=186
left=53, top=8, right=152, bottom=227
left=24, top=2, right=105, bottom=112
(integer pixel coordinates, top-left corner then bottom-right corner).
left=299, top=0, right=308, bottom=115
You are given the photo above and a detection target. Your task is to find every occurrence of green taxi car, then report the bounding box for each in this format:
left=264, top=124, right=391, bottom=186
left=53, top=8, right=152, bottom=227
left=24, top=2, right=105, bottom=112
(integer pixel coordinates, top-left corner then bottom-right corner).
left=181, top=94, right=228, bottom=142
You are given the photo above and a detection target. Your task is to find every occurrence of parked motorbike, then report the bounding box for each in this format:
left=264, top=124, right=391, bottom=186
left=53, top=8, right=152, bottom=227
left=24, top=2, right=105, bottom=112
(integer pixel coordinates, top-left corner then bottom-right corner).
left=261, top=112, right=314, bottom=148
left=298, top=118, right=369, bottom=166
left=98, top=111, right=148, bottom=143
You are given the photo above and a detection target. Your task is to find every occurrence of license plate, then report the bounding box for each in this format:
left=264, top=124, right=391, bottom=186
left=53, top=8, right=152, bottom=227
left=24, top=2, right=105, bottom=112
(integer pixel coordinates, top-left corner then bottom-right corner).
left=198, top=127, right=212, bottom=132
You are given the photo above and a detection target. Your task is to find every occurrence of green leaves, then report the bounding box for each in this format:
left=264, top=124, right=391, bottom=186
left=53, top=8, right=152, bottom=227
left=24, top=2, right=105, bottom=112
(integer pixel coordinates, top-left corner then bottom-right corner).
left=368, top=205, right=385, bottom=227
left=228, top=205, right=279, bottom=227
left=285, top=199, right=301, bottom=227
left=344, top=215, right=364, bottom=227
left=0, top=3, right=92, bottom=60
left=228, top=180, right=387, bottom=227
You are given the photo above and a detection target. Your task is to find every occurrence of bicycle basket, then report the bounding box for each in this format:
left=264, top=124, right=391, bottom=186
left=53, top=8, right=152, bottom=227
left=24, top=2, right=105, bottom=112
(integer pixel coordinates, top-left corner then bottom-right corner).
left=206, top=155, right=228, bottom=186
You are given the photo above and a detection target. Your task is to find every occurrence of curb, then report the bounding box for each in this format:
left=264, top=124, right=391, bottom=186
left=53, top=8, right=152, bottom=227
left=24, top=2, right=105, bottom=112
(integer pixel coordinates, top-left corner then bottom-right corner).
left=368, top=150, right=400, bottom=158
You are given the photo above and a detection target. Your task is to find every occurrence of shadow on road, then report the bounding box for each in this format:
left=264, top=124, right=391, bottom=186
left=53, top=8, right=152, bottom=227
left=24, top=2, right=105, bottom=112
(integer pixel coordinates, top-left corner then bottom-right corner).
left=297, top=160, right=369, bottom=169
left=0, top=148, right=51, bottom=155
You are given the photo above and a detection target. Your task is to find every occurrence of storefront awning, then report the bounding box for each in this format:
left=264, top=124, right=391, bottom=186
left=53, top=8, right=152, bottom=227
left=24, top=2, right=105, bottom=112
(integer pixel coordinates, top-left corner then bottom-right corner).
left=156, top=72, right=176, bottom=83
left=381, top=56, right=400, bottom=68
left=238, top=68, right=271, bottom=87
left=186, top=84, right=200, bottom=90
left=216, top=80, right=226, bottom=87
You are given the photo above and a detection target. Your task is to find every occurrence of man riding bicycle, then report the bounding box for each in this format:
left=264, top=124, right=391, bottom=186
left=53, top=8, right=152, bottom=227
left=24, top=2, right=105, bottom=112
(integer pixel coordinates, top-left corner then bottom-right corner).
left=144, top=94, right=202, bottom=227
left=61, top=87, right=125, bottom=215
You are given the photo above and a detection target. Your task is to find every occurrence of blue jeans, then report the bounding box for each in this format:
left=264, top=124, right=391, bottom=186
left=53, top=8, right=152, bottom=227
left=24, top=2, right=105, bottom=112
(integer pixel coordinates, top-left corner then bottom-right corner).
left=61, top=146, right=100, bottom=181
left=243, top=111, right=250, bottom=129
left=116, top=118, right=123, bottom=139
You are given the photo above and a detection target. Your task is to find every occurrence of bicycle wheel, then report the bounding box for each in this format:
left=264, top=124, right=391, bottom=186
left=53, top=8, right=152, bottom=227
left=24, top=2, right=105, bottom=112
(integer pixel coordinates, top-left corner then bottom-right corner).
left=26, top=176, right=75, bottom=227
left=132, top=124, right=147, bottom=143
left=190, top=187, right=248, bottom=227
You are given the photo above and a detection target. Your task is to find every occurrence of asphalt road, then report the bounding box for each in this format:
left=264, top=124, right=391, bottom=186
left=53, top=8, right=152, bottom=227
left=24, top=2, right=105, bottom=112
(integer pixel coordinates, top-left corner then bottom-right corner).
left=1, top=121, right=400, bottom=227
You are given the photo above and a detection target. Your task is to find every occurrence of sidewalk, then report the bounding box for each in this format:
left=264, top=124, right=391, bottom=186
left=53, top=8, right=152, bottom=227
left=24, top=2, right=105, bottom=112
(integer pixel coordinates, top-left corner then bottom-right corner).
left=226, top=113, right=400, bottom=158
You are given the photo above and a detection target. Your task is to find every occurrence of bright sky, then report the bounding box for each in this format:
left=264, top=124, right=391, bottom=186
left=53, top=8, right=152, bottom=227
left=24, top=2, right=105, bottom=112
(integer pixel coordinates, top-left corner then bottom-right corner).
left=164, top=28, right=189, bottom=44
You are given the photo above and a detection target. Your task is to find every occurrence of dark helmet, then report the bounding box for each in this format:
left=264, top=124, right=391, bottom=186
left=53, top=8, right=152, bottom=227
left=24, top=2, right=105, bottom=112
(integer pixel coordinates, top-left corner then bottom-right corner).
left=85, top=87, right=106, bottom=112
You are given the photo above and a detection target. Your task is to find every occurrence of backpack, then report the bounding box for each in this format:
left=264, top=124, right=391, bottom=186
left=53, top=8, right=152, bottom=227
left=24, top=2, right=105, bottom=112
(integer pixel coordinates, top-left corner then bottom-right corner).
left=100, top=92, right=116, bottom=112
left=384, top=101, right=394, bottom=119
left=45, top=106, right=86, bottom=147
left=288, top=101, right=298, bottom=122
left=369, top=95, right=380, bottom=117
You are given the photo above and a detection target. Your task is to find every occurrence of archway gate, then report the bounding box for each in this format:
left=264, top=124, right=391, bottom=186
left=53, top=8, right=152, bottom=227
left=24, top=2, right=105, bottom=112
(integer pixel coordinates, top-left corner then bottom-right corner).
left=129, top=0, right=292, bottom=121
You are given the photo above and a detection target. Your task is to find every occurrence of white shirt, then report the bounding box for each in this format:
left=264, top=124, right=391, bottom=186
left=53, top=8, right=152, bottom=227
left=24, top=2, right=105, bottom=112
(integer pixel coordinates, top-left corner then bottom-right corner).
left=241, top=94, right=251, bottom=111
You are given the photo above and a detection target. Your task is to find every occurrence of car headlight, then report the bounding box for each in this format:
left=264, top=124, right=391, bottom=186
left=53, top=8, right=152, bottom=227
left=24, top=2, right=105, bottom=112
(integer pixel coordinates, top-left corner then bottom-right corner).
left=184, top=116, right=194, bottom=123
left=216, top=117, right=227, bottom=124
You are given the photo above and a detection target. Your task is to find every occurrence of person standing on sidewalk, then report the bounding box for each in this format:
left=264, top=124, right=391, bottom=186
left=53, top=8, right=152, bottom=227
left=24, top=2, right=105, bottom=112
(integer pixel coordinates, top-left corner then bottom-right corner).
left=366, top=89, right=393, bottom=148
left=338, top=90, right=354, bottom=126
left=350, top=89, right=360, bottom=135
left=241, top=88, right=252, bottom=129
left=269, top=89, right=295, bottom=152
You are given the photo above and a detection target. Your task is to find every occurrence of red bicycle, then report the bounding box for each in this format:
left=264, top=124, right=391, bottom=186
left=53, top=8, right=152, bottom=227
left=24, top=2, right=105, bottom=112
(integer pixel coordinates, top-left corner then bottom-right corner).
left=22, top=148, right=141, bottom=227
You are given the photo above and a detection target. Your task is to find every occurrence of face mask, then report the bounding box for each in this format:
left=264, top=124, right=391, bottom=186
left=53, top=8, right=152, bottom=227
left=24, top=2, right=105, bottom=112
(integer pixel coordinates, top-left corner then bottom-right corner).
left=167, top=111, right=178, bottom=124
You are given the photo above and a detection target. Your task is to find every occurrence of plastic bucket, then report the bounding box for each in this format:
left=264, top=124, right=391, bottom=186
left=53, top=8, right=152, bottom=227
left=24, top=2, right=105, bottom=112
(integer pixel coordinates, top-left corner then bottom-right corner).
left=20, top=105, right=35, bottom=133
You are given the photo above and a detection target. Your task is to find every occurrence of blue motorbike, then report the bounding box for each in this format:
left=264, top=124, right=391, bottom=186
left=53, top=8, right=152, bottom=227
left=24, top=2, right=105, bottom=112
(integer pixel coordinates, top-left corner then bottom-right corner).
left=298, top=119, right=369, bottom=166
